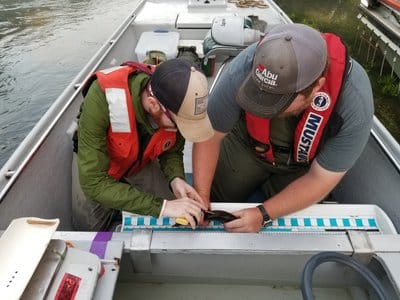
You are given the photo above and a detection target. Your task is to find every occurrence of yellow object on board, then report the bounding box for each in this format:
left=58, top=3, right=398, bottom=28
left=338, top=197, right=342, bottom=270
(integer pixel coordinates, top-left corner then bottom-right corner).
left=175, top=217, right=189, bottom=226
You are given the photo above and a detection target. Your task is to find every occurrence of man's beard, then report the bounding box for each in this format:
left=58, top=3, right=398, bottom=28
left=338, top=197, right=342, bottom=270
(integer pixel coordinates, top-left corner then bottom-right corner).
left=149, top=109, right=175, bottom=129
left=150, top=109, right=164, bottom=126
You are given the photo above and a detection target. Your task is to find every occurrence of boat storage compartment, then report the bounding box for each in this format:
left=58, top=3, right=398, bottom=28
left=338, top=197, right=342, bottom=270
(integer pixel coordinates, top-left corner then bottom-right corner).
left=0, top=218, right=123, bottom=300
left=134, top=31, right=180, bottom=62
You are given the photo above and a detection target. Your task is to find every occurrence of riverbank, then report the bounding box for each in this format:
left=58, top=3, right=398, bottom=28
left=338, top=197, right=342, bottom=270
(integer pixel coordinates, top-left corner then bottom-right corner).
left=276, top=0, right=400, bottom=142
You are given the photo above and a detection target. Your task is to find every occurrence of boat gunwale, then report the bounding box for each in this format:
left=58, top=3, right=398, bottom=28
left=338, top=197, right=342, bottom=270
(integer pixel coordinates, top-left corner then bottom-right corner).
left=0, top=9, right=143, bottom=202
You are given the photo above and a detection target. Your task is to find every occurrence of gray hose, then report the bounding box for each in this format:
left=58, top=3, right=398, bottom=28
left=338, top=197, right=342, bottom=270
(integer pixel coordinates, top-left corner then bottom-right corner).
left=301, top=251, right=388, bottom=300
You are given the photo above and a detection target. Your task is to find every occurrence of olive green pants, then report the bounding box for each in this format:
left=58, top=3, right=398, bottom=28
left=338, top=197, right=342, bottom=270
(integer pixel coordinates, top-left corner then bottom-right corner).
left=72, top=153, right=174, bottom=231
left=211, top=133, right=309, bottom=203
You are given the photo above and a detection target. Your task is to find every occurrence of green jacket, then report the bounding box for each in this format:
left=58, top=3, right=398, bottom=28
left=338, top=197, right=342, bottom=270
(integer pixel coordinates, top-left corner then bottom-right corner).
left=77, top=72, right=185, bottom=217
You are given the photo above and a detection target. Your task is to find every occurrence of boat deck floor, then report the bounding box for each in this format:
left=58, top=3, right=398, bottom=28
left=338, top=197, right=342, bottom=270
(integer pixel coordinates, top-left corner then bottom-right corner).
left=114, top=282, right=363, bottom=300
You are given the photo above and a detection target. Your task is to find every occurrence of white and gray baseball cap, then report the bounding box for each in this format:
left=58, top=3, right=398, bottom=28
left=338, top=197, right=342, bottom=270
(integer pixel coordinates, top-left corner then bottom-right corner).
left=237, top=23, right=327, bottom=118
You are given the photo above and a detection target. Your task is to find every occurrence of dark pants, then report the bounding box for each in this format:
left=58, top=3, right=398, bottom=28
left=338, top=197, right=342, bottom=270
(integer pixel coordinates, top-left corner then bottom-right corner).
left=71, top=153, right=174, bottom=231
left=211, top=132, right=309, bottom=203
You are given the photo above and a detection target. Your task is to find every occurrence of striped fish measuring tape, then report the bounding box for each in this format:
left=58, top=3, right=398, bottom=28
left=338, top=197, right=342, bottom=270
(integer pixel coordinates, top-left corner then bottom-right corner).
left=121, top=214, right=380, bottom=233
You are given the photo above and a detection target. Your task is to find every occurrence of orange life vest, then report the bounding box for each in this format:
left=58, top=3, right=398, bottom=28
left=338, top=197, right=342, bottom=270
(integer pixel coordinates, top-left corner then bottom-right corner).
left=94, top=63, right=177, bottom=180
left=245, top=33, right=348, bottom=164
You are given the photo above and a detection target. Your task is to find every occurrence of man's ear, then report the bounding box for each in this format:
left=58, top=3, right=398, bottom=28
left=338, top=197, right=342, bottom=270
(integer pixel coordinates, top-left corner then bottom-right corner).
left=314, top=77, right=326, bottom=93
left=146, top=96, right=161, bottom=114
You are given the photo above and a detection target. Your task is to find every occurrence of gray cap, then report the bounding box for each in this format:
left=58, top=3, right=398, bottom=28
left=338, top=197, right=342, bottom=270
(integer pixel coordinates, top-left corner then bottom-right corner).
left=237, top=23, right=327, bottom=118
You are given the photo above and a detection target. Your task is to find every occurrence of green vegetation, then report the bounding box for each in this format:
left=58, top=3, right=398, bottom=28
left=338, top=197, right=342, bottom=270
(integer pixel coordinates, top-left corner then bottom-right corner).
left=379, top=75, right=399, bottom=97
left=275, top=0, right=400, bottom=142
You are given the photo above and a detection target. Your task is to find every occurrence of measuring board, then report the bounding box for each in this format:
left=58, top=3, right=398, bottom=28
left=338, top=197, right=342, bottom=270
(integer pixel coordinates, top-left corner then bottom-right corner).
left=121, top=203, right=397, bottom=234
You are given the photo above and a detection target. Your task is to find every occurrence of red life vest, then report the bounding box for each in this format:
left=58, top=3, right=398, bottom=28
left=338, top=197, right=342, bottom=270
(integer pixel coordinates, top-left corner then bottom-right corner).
left=245, top=33, right=347, bottom=164
left=94, top=63, right=177, bottom=180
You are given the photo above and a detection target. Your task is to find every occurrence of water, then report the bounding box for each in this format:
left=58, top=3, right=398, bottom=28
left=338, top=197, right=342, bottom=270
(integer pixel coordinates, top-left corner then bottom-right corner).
left=0, top=0, right=140, bottom=167
left=0, top=0, right=399, bottom=168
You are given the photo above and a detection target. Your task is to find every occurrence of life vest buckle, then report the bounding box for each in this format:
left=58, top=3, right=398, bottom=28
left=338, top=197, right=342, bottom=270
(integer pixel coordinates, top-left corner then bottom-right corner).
left=254, top=144, right=269, bottom=153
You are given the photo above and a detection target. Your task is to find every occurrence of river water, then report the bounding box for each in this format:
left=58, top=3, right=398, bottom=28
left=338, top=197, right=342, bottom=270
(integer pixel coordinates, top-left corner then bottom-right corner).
left=0, top=0, right=140, bottom=167
left=0, top=0, right=399, bottom=168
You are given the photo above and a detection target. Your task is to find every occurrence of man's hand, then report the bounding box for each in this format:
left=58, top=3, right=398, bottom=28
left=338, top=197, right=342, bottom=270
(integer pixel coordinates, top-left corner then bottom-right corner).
left=223, top=207, right=263, bottom=233
left=161, top=197, right=207, bottom=229
left=170, top=177, right=203, bottom=201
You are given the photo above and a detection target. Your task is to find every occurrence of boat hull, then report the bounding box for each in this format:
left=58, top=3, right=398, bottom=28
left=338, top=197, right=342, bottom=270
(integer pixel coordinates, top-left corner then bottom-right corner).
left=1, top=1, right=400, bottom=298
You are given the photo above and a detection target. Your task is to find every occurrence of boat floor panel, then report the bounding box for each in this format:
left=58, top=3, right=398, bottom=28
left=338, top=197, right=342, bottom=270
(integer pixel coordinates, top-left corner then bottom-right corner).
left=114, top=282, right=358, bottom=300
